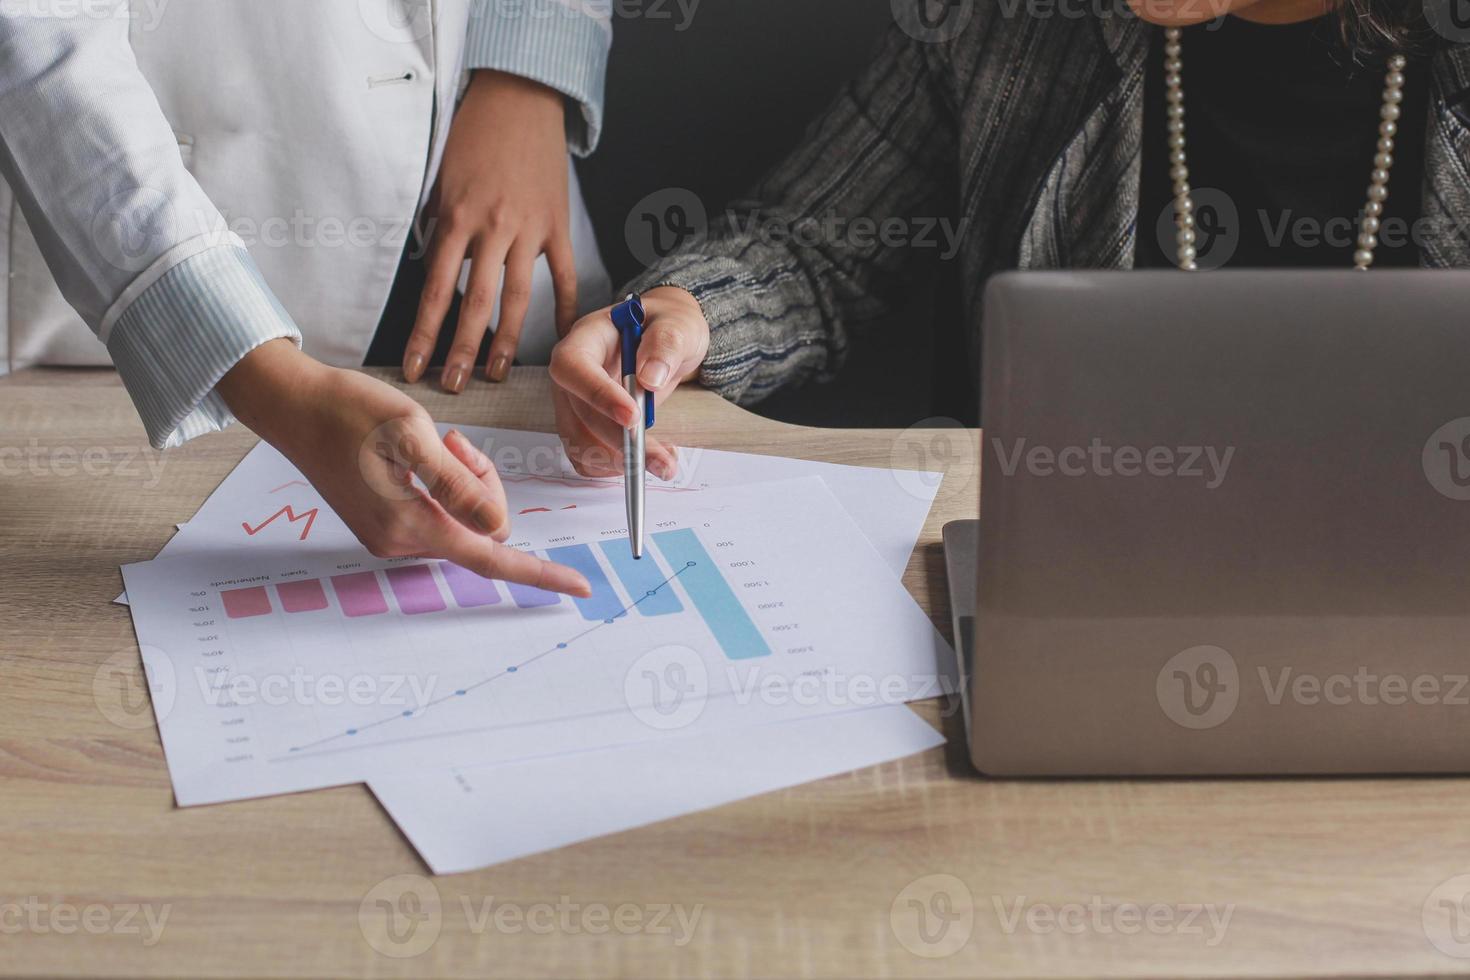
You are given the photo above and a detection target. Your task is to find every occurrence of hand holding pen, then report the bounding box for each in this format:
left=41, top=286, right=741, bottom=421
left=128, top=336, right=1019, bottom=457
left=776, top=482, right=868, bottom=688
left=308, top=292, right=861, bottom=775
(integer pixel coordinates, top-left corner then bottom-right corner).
left=548, top=286, right=710, bottom=486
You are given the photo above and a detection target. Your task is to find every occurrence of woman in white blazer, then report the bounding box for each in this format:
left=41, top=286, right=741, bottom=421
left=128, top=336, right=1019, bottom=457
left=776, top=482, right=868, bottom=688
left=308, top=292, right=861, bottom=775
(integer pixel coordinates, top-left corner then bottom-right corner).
left=0, top=0, right=613, bottom=597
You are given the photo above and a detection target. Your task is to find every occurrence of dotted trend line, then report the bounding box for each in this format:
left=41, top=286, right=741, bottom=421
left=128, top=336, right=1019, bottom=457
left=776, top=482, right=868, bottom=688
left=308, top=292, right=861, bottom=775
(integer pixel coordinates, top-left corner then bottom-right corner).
left=281, top=561, right=697, bottom=757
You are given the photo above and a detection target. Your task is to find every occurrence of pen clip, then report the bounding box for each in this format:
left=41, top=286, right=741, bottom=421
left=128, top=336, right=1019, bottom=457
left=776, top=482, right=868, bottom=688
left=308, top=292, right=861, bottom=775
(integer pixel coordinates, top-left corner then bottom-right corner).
left=610, top=293, right=654, bottom=430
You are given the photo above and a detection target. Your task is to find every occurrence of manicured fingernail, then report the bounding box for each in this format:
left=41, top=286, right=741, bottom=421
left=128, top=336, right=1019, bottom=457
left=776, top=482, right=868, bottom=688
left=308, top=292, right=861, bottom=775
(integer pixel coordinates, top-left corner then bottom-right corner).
left=404, top=352, right=426, bottom=383
left=443, top=365, right=467, bottom=394
left=488, top=354, right=511, bottom=383
left=449, top=430, right=492, bottom=470
left=471, top=502, right=502, bottom=536
left=653, top=459, right=675, bottom=481
left=640, top=360, right=671, bottom=389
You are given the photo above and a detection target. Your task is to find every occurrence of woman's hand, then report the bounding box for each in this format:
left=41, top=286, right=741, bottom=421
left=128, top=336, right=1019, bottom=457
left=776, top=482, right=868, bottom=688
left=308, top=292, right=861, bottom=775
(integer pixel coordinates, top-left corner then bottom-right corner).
left=549, top=287, right=710, bottom=479
left=218, top=339, right=591, bottom=597
left=402, top=70, right=577, bottom=392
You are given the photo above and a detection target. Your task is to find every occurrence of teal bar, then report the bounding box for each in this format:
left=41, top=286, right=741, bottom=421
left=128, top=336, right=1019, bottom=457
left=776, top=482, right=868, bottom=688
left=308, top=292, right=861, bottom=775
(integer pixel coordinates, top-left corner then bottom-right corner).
left=599, top=540, right=684, bottom=617
left=653, top=529, right=771, bottom=660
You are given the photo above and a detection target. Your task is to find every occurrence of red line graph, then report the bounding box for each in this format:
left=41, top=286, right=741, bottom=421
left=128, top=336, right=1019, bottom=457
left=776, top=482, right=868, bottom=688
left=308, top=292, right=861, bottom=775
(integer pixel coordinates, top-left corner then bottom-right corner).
left=269, top=480, right=311, bottom=493
left=242, top=505, right=318, bottom=541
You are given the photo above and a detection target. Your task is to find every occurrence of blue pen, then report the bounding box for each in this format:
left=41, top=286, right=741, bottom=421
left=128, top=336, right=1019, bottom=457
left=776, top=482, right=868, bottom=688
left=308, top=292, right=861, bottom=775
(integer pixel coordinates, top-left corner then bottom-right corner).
left=610, top=294, right=654, bottom=558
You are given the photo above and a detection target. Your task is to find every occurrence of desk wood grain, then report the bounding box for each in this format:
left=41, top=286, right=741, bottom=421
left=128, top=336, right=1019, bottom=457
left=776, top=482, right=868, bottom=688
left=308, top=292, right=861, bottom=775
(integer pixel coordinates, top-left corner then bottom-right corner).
left=2, top=368, right=1468, bottom=978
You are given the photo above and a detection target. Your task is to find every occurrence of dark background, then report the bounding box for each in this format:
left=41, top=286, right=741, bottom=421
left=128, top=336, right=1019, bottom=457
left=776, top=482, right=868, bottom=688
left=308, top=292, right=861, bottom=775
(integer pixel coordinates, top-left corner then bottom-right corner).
left=575, top=0, right=953, bottom=428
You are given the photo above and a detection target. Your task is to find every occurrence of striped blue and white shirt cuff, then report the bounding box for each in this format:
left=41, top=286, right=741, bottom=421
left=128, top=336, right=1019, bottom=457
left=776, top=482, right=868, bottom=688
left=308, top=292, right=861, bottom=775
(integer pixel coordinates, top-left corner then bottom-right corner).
left=105, top=245, right=303, bottom=450
left=464, top=0, right=612, bottom=155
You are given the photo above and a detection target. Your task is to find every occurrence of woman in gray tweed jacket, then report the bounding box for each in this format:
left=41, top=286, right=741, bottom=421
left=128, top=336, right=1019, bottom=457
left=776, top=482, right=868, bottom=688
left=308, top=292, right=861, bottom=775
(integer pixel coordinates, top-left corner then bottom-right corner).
left=549, top=0, right=1470, bottom=477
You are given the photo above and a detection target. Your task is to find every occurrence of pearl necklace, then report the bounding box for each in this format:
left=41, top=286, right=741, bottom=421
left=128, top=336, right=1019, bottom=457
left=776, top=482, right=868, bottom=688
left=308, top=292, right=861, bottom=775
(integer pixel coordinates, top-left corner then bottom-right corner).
left=1163, top=26, right=1408, bottom=270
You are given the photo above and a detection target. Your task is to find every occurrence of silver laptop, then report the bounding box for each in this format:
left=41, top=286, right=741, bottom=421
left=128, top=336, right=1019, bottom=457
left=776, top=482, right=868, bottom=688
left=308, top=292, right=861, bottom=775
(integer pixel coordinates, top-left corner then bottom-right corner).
left=946, top=269, right=1470, bottom=775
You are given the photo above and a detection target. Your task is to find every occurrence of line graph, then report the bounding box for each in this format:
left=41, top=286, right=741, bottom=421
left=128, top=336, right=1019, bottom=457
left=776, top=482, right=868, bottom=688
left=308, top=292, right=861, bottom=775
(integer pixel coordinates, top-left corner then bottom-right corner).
left=242, top=504, right=318, bottom=540
left=279, top=562, right=696, bottom=758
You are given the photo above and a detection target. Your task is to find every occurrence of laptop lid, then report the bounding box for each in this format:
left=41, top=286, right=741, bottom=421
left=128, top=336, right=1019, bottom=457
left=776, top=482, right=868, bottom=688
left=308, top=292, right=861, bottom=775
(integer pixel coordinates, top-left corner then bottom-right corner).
left=972, top=269, right=1470, bottom=775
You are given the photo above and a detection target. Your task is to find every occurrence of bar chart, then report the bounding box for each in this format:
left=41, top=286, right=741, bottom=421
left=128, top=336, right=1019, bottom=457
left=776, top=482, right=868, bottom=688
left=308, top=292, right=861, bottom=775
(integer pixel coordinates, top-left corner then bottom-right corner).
left=122, top=477, right=950, bottom=806
left=216, top=533, right=771, bottom=662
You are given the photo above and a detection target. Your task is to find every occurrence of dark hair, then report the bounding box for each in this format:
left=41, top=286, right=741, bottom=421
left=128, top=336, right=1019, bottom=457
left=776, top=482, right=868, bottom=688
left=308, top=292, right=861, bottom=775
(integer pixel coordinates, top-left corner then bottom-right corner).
left=1332, top=0, right=1433, bottom=58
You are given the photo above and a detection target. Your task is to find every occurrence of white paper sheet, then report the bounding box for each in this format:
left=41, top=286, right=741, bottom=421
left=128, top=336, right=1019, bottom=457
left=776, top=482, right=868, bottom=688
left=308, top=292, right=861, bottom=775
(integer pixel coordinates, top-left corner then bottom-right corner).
left=121, top=478, right=954, bottom=806
left=372, top=705, right=944, bottom=874
left=116, top=425, right=941, bottom=603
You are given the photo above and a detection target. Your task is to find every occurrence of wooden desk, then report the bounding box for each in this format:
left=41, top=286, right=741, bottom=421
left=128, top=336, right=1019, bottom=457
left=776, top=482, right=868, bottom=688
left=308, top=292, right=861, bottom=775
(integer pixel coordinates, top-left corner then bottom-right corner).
left=3, top=367, right=1469, bottom=978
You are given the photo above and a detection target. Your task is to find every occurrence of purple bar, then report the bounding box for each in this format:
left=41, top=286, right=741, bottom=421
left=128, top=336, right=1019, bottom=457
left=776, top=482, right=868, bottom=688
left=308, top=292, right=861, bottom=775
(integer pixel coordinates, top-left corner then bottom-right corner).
left=440, top=562, right=503, bottom=608
left=385, top=565, right=447, bottom=615
left=506, top=581, right=561, bottom=609
left=276, top=579, right=328, bottom=613
left=221, top=586, right=271, bottom=619
left=330, top=572, right=388, bottom=618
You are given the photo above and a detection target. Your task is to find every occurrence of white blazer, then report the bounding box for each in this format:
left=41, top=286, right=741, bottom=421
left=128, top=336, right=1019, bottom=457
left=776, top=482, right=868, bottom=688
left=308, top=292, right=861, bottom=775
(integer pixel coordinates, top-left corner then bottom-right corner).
left=0, top=0, right=611, bottom=443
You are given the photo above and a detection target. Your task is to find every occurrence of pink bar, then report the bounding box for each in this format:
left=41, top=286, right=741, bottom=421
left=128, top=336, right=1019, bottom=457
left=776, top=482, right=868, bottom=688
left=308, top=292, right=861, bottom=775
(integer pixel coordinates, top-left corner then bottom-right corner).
left=330, top=572, right=388, bottom=618
left=385, top=565, right=447, bottom=615
left=221, top=586, right=272, bottom=619
left=276, top=579, right=328, bottom=613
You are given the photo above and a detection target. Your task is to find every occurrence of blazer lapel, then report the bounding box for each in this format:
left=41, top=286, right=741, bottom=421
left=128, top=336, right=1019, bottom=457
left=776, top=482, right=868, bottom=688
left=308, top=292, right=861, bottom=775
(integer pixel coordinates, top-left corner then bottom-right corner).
left=1423, top=44, right=1470, bottom=268
left=1017, top=15, right=1149, bottom=271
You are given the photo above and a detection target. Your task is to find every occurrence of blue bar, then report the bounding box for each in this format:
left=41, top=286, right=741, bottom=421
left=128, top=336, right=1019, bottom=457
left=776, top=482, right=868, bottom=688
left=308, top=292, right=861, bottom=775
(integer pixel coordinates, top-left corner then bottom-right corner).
left=506, top=580, right=561, bottom=609
left=599, top=540, right=684, bottom=617
left=546, top=544, right=626, bottom=622
left=653, top=529, right=771, bottom=660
